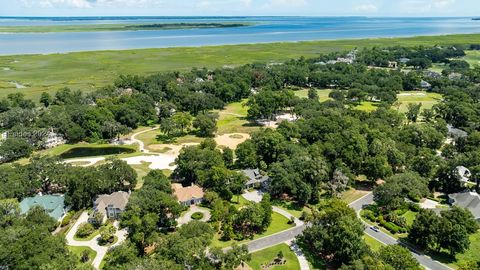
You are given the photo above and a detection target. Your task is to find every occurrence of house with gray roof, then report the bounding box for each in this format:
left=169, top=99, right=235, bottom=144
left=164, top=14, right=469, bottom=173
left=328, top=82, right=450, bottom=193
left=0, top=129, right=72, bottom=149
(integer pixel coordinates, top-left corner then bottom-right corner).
left=242, top=169, right=270, bottom=189
left=89, top=191, right=130, bottom=224
left=448, top=192, right=480, bottom=221
left=20, top=194, right=66, bottom=221
left=447, top=124, right=468, bottom=140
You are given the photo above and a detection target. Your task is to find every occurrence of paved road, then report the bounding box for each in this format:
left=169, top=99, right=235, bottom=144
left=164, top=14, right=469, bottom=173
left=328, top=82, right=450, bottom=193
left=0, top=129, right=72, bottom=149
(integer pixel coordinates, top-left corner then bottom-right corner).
left=242, top=225, right=307, bottom=253
left=177, top=205, right=211, bottom=226
left=65, top=211, right=128, bottom=269
left=349, top=193, right=452, bottom=270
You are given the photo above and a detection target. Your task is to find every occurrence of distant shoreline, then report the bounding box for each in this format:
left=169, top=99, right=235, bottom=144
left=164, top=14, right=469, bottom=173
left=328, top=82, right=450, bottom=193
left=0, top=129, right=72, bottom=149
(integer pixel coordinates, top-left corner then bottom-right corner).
left=0, top=22, right=251, bottom=33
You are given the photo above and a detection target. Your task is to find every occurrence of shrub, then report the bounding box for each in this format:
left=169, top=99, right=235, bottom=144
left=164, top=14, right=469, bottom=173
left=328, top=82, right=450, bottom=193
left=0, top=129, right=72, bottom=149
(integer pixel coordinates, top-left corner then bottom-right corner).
left=288, top=216, right=296, bottom=224
left=300, top=211, right=309, bottom=221
left=409, top=203, right=420, bottom=212
left=380, top=220, right=400, bottom=234
left=363, top=210, right=376, bottom=222
left=76, top=222, right=95, bottom=238
left=191, top=212, right=204, bottom=220
left=61, top=211, right=75, bottom=227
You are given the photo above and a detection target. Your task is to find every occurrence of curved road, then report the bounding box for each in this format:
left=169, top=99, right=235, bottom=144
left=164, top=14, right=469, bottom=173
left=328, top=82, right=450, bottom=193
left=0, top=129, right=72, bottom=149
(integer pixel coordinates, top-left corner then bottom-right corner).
left=350, top=193, right=452, bottom=270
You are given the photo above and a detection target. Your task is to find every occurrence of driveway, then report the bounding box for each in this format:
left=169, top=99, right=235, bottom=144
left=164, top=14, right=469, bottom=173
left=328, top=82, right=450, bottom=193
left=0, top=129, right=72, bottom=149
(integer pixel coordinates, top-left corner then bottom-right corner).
left=349, top=193, right=452, bottom=270
left=176, top=205, right=211, bottom=226
left=65, top=211, right=128, bottom=269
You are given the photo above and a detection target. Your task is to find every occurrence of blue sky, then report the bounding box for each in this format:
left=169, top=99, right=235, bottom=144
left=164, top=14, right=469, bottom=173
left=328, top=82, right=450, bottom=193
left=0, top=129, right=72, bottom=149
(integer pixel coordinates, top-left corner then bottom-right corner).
left=0, top=0, right=478, bottom=17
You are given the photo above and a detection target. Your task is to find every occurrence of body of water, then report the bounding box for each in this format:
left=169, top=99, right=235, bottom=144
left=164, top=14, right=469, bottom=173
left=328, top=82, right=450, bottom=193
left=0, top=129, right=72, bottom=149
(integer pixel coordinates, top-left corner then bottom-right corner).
left=0, top=16, right=479, bottom=55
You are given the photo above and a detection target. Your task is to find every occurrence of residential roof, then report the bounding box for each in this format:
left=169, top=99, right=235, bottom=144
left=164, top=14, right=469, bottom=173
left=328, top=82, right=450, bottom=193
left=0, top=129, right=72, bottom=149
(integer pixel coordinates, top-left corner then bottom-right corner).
left=94, top=191, right=130, bottom=216
left=449, top=192, right=480, bottom=220
left=242, top=169, right=270, bottom=186
left=172, top=183, right=204, bottom=202
left=20, top=194, right=65, bottom=220
left=448, top=124, right=468, bottom=138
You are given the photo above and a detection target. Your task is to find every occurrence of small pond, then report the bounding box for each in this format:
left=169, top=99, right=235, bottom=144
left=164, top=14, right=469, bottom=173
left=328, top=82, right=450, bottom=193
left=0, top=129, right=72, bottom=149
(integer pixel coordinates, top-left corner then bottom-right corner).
left=60, top=146, right=135, bottom=159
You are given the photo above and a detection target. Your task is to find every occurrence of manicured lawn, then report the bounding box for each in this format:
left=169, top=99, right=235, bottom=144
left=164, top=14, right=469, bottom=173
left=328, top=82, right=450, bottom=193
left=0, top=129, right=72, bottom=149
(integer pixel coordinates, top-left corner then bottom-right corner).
left=74, top=230, right=100, bottom=241
left=214, top=99, right=261, bottom=135
left=341, top=188, right=370, bottom=205
left=294, top=89, right=332, bottom=102
left=450, top=230, right=480, bottom=269
left=355, top=101, right=378, bottom=112
left=401, top=211, right=417, bottom=227
left=249, top=243, right=301, bottom=270
left=211, top=212, right=295, bottom=248
left=2, top=33, right=480, bottom=101
left=355, top=91, right=443, bottom=115
left=230, top=195, right=252, bottom=209
left=463, top=50, right=480, bottom=67
left=396, top=91, right=443, bottom=114
left=272, top=200, right=306, bottom=218
left=68, top=246, right=97, bottom=264
left=363, top=234, right=385, bottom=252
left=129, top=162, right=152, bottom=189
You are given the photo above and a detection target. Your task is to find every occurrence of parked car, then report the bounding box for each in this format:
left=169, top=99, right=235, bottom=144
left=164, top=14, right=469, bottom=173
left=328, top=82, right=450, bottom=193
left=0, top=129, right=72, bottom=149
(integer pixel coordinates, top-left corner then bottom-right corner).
left=370, top=226, right=380, bottom=232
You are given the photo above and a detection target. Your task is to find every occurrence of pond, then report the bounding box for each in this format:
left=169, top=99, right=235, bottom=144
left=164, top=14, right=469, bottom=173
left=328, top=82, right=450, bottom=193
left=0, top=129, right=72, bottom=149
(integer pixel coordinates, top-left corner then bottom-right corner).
left=59, top=146, right=135, bottom=159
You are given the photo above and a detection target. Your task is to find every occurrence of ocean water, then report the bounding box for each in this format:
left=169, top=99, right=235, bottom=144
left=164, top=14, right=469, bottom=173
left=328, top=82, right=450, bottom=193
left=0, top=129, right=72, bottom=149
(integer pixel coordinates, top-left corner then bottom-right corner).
left=0, top=16, right=479, bottom=55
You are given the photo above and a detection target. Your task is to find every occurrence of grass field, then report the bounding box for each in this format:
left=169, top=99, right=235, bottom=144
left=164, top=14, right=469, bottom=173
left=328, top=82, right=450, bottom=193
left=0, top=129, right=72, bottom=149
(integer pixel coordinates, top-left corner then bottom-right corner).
left=363, top=234, right=385, bottom=252
left=0, top=23, right=249, bottom=33
left=2, top=33, right=480, bottom=101
left=248, top=243, right=301, bottom=270
left=68, top=246, right=97, bottom=265
left=449, top=231, right=480, bottom=269
left=355, top=91, right=443, bottom=114
left=211, top=212, right=294, bottom=248
left=401, top=211, right=417, bottom=227
left=293, top=89, right=332, bottom=102
left=463, top=50, right=480, bottom=67
left=341, top=188, right=370, bottom=205
left=214, top=99, right=261, bottom=135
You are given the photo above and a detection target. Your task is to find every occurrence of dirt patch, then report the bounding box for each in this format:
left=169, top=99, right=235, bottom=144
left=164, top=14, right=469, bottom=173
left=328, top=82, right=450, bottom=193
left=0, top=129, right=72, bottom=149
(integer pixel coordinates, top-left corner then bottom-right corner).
left=148, top=143, right=199, bottom=155
left=215, top=133, right=250, bottom=149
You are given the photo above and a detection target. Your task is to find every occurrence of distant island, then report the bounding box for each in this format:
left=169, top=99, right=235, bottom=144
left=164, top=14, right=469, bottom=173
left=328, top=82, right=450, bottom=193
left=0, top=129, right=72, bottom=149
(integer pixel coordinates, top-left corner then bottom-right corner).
left=0, top=22, right=250, bottom=33
left=473, top=18, right=480, bottom=20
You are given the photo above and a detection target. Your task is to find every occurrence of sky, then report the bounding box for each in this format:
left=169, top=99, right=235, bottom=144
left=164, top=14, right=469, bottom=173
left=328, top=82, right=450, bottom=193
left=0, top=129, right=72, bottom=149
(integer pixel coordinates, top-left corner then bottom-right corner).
left=0, top=0, right=479, bottom=17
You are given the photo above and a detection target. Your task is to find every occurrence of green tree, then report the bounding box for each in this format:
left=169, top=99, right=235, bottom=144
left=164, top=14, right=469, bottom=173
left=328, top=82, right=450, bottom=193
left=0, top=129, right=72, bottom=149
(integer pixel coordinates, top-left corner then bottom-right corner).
left=296, top=200, right=365, bottom=266
left=235, top=140, right=258, bottom=169
left=378, top=245, right=422, bottom=270
left=193, top=112, right=218, bottom=137
left=40, top=92, right=52, bottom=107
left=171, top=112, right=193, bottom=134
left=406, top=103, right=422, bottom=123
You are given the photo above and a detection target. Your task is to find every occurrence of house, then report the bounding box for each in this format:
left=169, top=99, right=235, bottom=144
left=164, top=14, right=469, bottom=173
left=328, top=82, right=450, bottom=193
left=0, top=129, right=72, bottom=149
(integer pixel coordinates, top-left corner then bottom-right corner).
left=447, top=124, right=468, bottom=140
left=420, top=80, right=432, bottom=90
left=388, top=61, right=398, bottom=69
left=89, top=191, right=130, bottom=223
left=242, top=169, right=270, bottom=189
left=20, top=194, right=66, bottom=221
left=399, top=57, right=410, bottom=64
left=424, top=71, right=442, bottom=79
left=456, top=166, right=472, bottom=186
left=172, top=183, right=204, bottom=206
left=448, top=192, right=480, bottom=221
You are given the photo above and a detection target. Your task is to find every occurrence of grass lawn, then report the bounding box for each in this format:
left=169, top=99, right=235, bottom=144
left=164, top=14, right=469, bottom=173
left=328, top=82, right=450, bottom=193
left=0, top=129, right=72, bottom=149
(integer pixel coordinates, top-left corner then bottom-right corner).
left=248, top=243, right=301, bottom=270
left=449, top=230, right=480, bottom=269
left=68, top=246, right=97, bottom=264
left=272, top=200, right=306, bottom=219
left=214, top=99, right=261, bottom=135
left=355, top=101, right=378, bottom=112
left=294, top=89, right=332, bottom=102
left=401, top=211, right=417, bottom=227
left=355, top=91, right=443, bottom=115
left=74, top=230, right=100, bottom=241
left=396, top=91, right=443, bottom=113
left=231, top=195, right=252, bottom=209
left=2, top=33, right=480, bottom=101
left=129, top=162, right=152, bottom=189
left=341, top=188, right=370, bottom=205
left=211, top=212, right=295, bottom=248
left=463, top=50, right=480, bottom=67
left=363, top=234, right=385, bottom=252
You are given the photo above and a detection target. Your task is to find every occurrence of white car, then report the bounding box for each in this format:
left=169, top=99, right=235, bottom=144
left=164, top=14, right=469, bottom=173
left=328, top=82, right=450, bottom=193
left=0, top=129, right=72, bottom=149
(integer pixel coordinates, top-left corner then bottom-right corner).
left=370, top=226, right=380, bottom=232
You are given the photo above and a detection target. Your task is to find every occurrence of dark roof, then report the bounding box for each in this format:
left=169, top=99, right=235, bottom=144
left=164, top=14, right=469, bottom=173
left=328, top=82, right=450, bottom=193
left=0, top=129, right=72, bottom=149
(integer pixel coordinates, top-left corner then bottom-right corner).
left=242, top=169, right=269, bottom=186
left=449, top=192, right=480, bottom=220
left=448, top=124, right=468, bottom=138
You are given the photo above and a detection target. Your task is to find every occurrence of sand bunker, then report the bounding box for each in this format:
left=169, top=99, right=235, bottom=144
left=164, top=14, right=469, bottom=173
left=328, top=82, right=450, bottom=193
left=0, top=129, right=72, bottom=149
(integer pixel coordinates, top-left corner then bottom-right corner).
left=215, top=133, right=250, bottom=149
left=123, top=154, right=177, bottom=170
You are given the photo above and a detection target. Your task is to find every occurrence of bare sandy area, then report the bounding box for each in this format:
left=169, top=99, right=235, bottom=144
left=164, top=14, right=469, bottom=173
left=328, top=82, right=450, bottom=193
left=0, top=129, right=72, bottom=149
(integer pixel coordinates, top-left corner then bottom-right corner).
left=215, top=133, right=250, bottom=149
